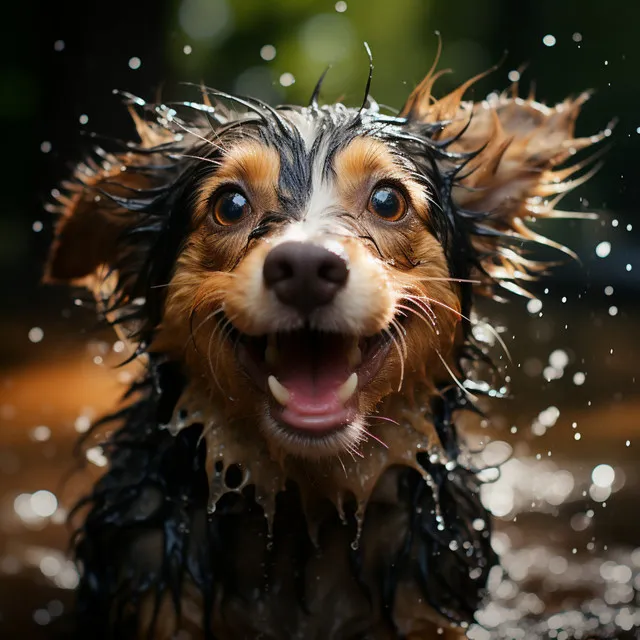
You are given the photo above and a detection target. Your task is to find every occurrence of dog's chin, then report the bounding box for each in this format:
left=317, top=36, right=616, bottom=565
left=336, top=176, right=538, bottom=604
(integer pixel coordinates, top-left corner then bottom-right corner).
left=232, top=326, right=394, bottom=458
left=259, top=410, right=366, bottom=457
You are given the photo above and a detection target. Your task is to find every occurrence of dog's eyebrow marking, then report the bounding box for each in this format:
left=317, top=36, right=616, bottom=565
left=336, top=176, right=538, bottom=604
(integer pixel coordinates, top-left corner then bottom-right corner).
left=194, top=141, right=281, bottom=222
left=334, top=137, right=394, bottom=189
left=332, top=136, right=430, bottom=217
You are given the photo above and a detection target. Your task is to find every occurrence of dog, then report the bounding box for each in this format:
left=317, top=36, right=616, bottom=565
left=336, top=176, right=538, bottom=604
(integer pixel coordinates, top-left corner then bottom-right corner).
left=45, top=52, right=604, bottom=639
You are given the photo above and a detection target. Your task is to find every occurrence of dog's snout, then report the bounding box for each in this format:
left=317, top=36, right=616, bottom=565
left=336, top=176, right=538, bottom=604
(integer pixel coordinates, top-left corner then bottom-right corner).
left=263, top=242, right=348, bottom=314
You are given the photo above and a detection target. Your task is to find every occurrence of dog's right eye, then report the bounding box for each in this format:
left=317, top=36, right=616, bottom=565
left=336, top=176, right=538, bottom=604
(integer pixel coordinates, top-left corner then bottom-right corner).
left=212, top=190, right=251, bottom=226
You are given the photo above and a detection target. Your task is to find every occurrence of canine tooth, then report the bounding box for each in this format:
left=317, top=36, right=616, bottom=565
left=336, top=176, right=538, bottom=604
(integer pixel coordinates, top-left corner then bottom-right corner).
left=337, top=373, right=358, bottom=404
left=265, top=335, right=278, bottom=366
left=268, top=375, right=290, bottom=406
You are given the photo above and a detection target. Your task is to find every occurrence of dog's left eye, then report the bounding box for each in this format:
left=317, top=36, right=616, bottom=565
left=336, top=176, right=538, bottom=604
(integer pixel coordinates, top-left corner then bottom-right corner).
left=367, top=184, right=407, bottom=222
left=212, top=190, right=251, bottom=226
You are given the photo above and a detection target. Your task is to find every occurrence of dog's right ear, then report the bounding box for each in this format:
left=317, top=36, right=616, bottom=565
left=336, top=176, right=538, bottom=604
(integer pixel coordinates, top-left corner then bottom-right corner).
left=44, top=108, right=174, bottom=285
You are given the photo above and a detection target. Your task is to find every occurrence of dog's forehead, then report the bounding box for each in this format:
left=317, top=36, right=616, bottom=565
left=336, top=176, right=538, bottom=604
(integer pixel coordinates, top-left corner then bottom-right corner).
left=211, top=106, right=416, bottom=239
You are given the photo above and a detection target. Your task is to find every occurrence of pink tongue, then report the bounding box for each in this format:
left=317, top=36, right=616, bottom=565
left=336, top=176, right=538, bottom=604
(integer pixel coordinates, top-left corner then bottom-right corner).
left=276, top=333, right=350, bottom=415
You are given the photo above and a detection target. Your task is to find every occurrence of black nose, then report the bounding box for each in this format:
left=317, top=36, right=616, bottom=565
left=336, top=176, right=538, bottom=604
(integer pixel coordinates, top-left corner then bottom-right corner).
left=263, top=242, right=349, bottom=314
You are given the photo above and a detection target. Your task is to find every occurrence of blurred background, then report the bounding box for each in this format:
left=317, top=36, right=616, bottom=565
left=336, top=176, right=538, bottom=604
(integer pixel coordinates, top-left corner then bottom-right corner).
left=1, top=0, right=639, bottom=637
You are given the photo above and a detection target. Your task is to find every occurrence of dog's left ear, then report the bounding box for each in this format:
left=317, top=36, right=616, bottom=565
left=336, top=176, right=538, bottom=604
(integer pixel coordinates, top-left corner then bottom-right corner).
left=45, top=108, right=173, bottom=285
left=400, top=72, right=608, bottom=295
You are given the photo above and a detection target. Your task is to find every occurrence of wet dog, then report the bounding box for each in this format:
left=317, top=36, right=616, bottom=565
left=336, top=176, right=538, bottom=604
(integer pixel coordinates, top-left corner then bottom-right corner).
left=45, top=54, right=604, bottom=639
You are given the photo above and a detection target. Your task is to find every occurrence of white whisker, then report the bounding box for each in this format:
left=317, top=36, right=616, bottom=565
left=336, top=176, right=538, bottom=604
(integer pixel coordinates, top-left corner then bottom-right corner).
left=383, top=327, right=405, bottom=392
left=436, top=350, right=478, bottom=402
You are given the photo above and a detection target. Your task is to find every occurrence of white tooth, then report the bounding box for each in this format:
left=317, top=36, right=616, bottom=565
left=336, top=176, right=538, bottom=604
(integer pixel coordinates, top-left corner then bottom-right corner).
left=265, top=335, right=278, bottom=367
left=268, top=375, right=290, bottom=406
left=337, top=372, right=358, bottom=404
left=348, top=339, right=362, bottom=368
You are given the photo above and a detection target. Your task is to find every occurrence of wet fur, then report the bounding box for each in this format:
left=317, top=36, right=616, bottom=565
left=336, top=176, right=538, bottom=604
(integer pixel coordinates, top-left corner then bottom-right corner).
left=45, top=62, right=604, bottom=639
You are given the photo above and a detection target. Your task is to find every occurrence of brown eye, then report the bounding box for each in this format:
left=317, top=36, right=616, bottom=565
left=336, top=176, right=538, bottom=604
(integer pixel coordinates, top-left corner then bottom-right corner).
left=367, top=185, right=407, bottom=222
left=212, top=190, right=251, bottom=226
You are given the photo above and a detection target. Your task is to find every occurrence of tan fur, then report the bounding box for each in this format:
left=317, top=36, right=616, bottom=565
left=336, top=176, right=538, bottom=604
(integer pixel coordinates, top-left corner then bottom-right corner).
left=401, top=71, right=605, bottom=297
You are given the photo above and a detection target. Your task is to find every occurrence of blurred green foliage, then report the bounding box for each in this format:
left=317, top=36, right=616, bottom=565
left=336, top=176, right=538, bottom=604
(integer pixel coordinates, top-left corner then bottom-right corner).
left=164, top=0, right=489, bottom=109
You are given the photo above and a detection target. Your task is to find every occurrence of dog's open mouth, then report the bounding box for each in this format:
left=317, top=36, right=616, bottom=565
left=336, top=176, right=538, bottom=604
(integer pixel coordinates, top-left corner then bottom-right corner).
left=236, top=329, right=393, bottom=434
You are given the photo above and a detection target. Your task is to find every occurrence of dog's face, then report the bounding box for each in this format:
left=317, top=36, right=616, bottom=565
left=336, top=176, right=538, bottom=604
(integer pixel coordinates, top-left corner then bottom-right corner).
left=46, top=71, right=601, bottom=465
left=156, top=110, right=460, bottom=458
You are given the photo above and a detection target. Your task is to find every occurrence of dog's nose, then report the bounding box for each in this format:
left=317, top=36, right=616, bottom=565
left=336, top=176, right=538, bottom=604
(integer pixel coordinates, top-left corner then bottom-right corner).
left=263, top=241, right=348, bottom=314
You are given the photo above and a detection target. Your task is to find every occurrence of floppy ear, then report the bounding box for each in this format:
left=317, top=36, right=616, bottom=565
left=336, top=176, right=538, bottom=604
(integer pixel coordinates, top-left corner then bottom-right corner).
left=45, top=108, right=175, bottom=285
left=400, top=70, right=608, bottom=297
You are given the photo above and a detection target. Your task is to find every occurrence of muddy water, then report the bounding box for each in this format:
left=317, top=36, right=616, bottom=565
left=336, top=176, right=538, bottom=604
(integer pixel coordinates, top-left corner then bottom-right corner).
left=0, top=294, right=638, bottom=638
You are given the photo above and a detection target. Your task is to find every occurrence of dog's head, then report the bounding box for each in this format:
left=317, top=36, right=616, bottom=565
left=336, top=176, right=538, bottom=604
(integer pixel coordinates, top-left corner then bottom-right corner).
left=46, top=67, right=603, bottom=465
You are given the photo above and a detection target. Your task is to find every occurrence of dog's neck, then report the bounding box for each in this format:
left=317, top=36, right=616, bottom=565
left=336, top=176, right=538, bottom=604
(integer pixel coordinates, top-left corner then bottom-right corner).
left=165, top=377, right=453, bottom=544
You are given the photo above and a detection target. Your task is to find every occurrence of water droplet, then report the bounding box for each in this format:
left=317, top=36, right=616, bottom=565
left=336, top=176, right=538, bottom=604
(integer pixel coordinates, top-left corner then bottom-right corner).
left=34, top=609, right=51, bottom=625
left=604, top=285, right=614, bottom=296
left=86, top=447, right=108, bottom=467
left=608, top=306, right=618, bottom=316
left=183, top=44, right=192, bottom=55
left=31, top=426, right=51, bottom=442
left=40, top=141, right=52, bottom=153
left=128, top=56, right=142, bottom=70
left=74, top=415, right=91, bottom=433
left=28, top=327, right=44, bottom=343
left=79, top=114, right=89, bottom=125
left=472, top=518, right=486, bottom=531
left=592, top=464, right=615, bottom=488
left=30, top=490, right=58, bottom=517
left=549, top=349, right=569, bottom=369
left=53, top=40, right=65, bottom=52
left=48, top=600, right=64, bottom=617
left=32, top=220, right=43, bottom=232
left=335, top=0, right=347, bottom=11
left=527, top=298, right=542, bottom=314
left=572, top=32, right=583, bottom=42
left=260, top=44, right=276, bottom=61
left=279, top=72, right=295, bottom=87
left=508, top=70, right=520, bottom=82
left=595, top=241, right=611, bottom=258
left=542, top=34, right=556, bottom=47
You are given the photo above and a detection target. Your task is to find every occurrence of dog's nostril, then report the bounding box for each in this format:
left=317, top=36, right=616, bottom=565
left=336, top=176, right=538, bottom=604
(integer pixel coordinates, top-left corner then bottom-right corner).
left=264, top=257, right=294, bottom=285
left=318, top=259, right=348, bottom=285
left=263, top=241, right=348, bottom=314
